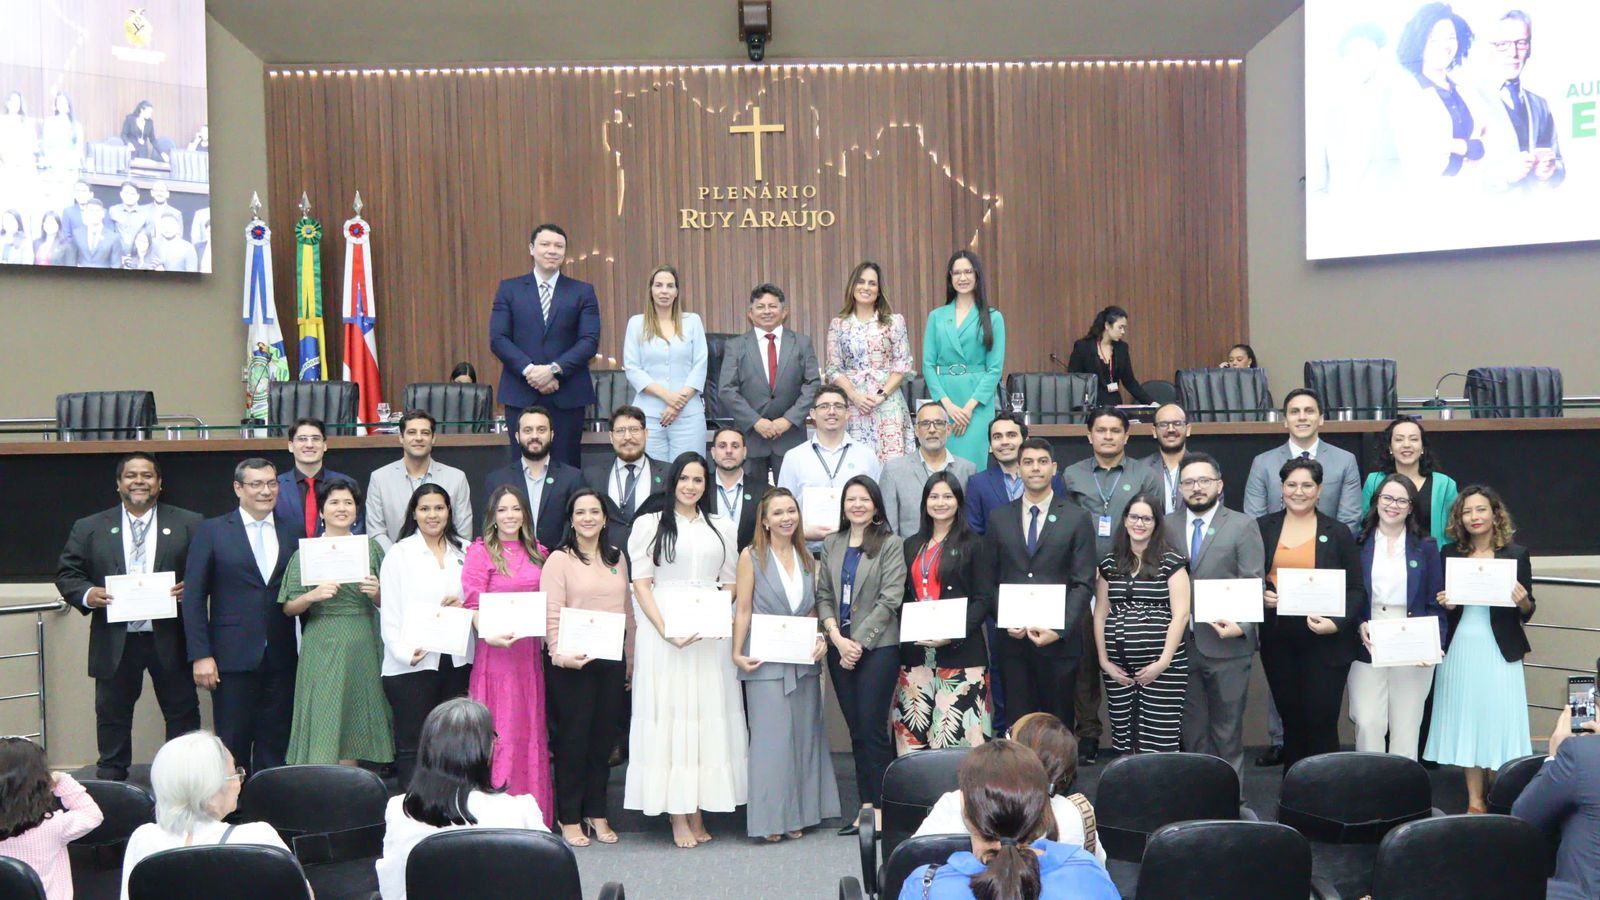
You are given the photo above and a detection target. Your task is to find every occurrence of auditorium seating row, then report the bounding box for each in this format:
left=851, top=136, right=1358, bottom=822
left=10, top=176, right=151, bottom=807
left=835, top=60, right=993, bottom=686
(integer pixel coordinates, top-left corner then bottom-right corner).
left=50, top=359, right=1565, bottom=440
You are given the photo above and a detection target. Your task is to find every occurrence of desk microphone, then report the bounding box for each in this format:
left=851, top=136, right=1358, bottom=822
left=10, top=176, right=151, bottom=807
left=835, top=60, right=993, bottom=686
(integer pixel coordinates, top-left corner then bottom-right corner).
left=1424, top=371, right=1505, bottom=408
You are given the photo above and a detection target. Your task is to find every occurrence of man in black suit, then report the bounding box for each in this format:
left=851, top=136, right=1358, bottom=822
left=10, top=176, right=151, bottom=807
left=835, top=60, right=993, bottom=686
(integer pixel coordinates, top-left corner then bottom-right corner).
left=56, top=452, right=202, bottom=780
left=483, top=406, right=585, bottom=549
left=182, top=458, right=301, bottom=773
left=708, top=425, right=765, bottom=552
left=65, top=199, right=119, bottom=268
left=582, top=405, right=669, bottom=554
left=985, top=438, right=1097, bottom=728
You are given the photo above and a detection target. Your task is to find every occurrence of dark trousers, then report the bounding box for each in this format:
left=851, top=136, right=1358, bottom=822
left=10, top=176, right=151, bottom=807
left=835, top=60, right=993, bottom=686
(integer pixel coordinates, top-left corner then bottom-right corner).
left=825, top=641, right=899, bottom=807
left=985, top=620, right=1008, bottom=733
left=547, top=659, right=626, bottom=824
left=1074, top=617, right=1103, bottom=741
left=94, top=632, right=200, bottom=777
left=505, top=404, right=584, bottom=468
left=1261, top=643, right=1350, bottom=771
left=383, top=659, right=472, bottom=789
left=999, top=646, right=1079, bottom=732
left=212, top=662, right=295, bottom=774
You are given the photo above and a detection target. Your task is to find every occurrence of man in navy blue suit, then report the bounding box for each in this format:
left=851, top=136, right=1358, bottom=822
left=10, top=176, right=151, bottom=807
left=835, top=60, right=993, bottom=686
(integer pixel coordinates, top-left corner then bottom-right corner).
left=489, top=223, right=602, bottom=468
left=274, top=417, right=362, bottom=538
left=182, top=458, right=301, bottom=773
left=966, top=412, right=1068, bottom=536
left=1514, top=707, right=1600, bottom=900
left=482, top=406, right=587, bottom=550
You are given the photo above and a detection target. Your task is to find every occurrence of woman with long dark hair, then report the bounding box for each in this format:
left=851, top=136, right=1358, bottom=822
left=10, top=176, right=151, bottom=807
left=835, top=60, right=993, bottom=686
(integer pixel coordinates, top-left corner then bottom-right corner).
left=901, top=739, right=1118, bottom=900
left=1068, top=305, right=1153, bottom=407
left=817, top=474, right=906, bottom=832
left=625, top=452, right=745, bottom=848
left=378, top=483, right=472, bottom=788
left=893, top=471, right=992, bottom=753
left=544, top=488, right=633, bottom=846
left=120, top=99, right=162, bottom=161
left=0, top=736, right=104, bottom=898
left=824, top=261, right=916, bottom=464
left=1362, top=416, right=1459, bottom=545
left=376, top=699, right=547, bottom=899
left=923, top=250, right=1007, bottom=469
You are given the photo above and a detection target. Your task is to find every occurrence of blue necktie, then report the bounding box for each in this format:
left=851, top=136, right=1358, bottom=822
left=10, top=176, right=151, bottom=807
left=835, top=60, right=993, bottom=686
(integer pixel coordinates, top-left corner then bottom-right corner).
left=1191, top=517, right=1205, bottom=562
left=1027, top=506, right=1041, bottom=556
left=250, top=519, right=271, bottom=581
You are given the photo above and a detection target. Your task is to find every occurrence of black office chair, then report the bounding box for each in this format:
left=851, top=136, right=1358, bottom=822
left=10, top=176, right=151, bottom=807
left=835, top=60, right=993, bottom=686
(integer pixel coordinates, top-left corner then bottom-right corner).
left=1142, top=379, right=1179, bottom=406
left=268, top=381, right=360, bottom=436
left=1487, top=753, right=1548, bottom=815
left=1175, top=367, right=1273, bottom=422
left=1005, top=372, right=1099, bottom=424
left=1370, top=814, right=1547, bottom=900
left=1466, top=365, right=1564, bottom=419
left=856, top=748, right=968, bottom=898
left=0, top=856, right=46, bottom=900
left=842, top=833, right=969, bottom=900
left=403, top=382, right=494, bottom=434
left=704, top=331, right=739, bottom=423
left=1303, top=358, right=1397, bottom=420
left=585, top=369, right=633, bottom=430
left=1278, top=752, right=1436, bottom=899
left=55, top=390, right=158, bottom=440
left=127, top=844, right=312, bottom=900
left=237, top=764, right=389, bottom=899
left=1095, top=752, right=1243, bottom=864
left=70, top=779, right=156, bottom=900
left=1136, top=820, right=1337, bottom=900
left=406, top=828, right=623, bottom=900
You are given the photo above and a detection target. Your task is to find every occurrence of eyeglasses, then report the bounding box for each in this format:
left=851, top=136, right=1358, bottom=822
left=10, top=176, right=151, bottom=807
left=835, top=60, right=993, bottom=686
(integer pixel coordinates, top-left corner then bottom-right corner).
left=814, top=402, right=848, bottom=412
left=1125, top=515, right=1155, bottom=526
left=1179, top=477, right=1218, bottom=489
left=226, top=766, right=247, bottom=782
left=237, top=480, right=276, bottom=491
left=1155, top=421, right=1188, bottom=431
left=1377, top=496, right=1412, bottom=508
left=1491, top=39, right=1531, bottom=52
left=915, top=420, right=949, bottom=430
left=612, top=426, right=644, bottom=437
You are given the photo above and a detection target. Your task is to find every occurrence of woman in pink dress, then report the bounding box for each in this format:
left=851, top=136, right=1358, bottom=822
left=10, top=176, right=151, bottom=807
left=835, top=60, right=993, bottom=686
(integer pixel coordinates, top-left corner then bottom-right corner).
left=463, top=484, right=553, bottom=825
left=824, top=260, right=916, bottom=464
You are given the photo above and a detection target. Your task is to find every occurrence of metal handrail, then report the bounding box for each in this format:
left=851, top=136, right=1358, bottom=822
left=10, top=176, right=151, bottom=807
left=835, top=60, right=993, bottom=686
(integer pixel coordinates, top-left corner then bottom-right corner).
left=0, top=599, right=66, bottom=749
left=1523, top=576, right=1599, bottom=713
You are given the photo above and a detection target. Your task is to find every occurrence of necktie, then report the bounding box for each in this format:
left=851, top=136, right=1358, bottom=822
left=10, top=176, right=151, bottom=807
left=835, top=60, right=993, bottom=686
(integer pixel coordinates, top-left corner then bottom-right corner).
left=130, top=517, right=149, bottom=573
left=1300, top=451, right=1310, bottom=460
left=1027, top=505, right=1041, bottom=556
left=539, top=280, right=553, bottom=324
left=765, top=333, right=778, bottom=389
left=1191, top=517, right=1205, bottom=563
left=623, top=463, right=639, bottom=514
left=304, top=475, right=318, bottom=537
left=250, top=519, right=271, bottom=582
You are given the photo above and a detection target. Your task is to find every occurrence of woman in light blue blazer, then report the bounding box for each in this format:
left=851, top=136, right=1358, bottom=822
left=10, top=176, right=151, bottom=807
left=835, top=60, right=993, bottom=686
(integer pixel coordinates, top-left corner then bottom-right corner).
left=623, top=264, right=708, bottom=461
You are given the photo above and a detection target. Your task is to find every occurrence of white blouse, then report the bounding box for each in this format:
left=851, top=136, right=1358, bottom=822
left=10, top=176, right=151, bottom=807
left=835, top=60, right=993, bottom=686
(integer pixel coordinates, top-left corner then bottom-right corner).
left=1369, top=533, right=1408, bottom=621
left=628, top=510, right=737, bottom=586
left=771, top=549, right=806, bottom=614
left=377, top=533, right=473, bottom=676
left=374, top=792, right=547, bottom=900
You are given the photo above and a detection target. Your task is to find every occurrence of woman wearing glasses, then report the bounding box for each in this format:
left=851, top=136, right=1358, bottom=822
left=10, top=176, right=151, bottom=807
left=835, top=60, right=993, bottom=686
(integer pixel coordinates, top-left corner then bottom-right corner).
left=1093, top=495, right=1190, bottom=753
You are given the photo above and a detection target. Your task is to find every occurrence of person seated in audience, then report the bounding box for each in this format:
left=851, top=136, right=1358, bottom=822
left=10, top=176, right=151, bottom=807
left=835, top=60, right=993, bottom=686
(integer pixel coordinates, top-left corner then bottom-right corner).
left=449, top=362, right=477, bottom=384
left=375, top=698, right=548, bottom=900
left=120, top=731, right=295, bottom=900
left=1512, top=706, right=1600, bottom=900
left=914, top=714, right=1106, bottom=866
left=902, top=739, right=1118, bottom=900
left=0, top=736, right=105, bottom=898
left=1068, top=305, right=1153, bottom=408
left=1221, top=344, right=1258, bottom=368
left=1361, top=416, right=1458, bottom=546
left=187, top=124, right=208, bottom=152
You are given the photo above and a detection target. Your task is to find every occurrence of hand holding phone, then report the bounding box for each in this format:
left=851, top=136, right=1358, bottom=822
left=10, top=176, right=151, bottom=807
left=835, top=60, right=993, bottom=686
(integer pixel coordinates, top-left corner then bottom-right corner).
left=1569, top=673, right=1596, bottom=734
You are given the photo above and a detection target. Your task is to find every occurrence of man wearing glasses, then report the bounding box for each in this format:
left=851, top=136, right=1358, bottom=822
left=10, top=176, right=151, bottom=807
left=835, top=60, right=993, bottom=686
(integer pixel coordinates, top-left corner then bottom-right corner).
left=1142, top=404, right=1192, bottom=515
left=1166, top=452, right=1265, bottom=786
left=582, top=404, right=668, bottom=554
left=274, top=417, right=363, bottom=538
left=880, top=402, right=977, bottom=537
left=778, top=386, right=881, bottom=551
left=1485, top=10, right=1564, bottom=191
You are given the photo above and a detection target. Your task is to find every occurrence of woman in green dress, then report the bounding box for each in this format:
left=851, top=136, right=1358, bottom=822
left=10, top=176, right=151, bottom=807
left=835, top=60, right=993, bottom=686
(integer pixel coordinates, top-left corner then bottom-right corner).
left=922, top=250, right=1006, bottom=469
left=279, top=481, right=393, bottom=766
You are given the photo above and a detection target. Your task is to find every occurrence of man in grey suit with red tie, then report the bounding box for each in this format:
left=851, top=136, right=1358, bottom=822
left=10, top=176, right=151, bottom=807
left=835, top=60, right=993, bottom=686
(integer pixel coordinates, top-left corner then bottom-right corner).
left=182, top=458, right=301, bottom=773
left=489, top=223, right=602, bottom=468
left=717, top=283, right=820, bottom=482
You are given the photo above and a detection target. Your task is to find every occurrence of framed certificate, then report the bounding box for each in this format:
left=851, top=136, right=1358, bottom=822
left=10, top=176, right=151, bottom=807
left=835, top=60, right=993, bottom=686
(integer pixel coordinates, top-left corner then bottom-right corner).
left=996, top=584, right=1067, bottom=630
left=1192, top=578, right=1264, bottom=624
left=476, top=592, right=547, bottom=641
left=657, top=585, right=734, bottom=639
left=1368, top=618, right=1443, bottom=668
left=557, top=607, right=626, bottom=661
left=801, top=487, right=842, bottom=534
left=749, top=614, right=820, bottom=665
left=1274, top=568, right=1347, bottom=617
left=900, top=597, right=968, bottom=642
left=400, top=604, right=475, bottom=657
left=298, top=535, right=371, bottom=585
left=1445, top=557, right=1518, bottom=607
left=104, top=572, right=177, bottom=623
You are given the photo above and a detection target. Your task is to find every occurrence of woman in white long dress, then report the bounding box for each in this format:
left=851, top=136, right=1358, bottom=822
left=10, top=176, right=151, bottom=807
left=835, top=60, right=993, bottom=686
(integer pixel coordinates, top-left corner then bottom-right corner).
left=626, top=451, right=747, bottom=848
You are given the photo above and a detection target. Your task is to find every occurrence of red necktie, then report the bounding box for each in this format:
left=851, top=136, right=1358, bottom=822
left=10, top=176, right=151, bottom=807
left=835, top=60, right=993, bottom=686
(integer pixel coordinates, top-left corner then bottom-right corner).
left=304, top=475, right=318, bottom=537
left=765, top=333, right=778, bottom=389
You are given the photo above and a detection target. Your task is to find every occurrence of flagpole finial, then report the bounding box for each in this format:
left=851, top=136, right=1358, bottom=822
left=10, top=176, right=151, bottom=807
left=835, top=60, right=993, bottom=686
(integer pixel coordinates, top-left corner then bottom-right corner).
left=352, top=191, right=364, bottom=215
left=299, top=192, right=311, bottom=218
left=249, top=191, right=261, bottom=218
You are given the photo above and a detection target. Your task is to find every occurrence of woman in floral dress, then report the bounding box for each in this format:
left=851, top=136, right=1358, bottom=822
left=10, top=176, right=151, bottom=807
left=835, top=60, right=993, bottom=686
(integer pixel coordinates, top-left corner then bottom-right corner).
left=824, top=261, right=915, bottom=464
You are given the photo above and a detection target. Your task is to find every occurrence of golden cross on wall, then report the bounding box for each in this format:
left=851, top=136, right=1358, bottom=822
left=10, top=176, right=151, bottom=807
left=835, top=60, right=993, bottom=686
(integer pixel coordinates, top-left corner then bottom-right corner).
left=728, top=106, right=785, bottom=182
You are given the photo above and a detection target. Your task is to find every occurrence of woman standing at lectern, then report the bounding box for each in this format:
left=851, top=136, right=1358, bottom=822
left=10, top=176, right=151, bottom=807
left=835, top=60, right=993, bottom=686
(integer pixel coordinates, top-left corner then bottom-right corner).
left=1069, top=305, right=1153, bottom=408
left=824, top=261, right=915, bottom=465
left=922, top=250, right=1006, bottom=470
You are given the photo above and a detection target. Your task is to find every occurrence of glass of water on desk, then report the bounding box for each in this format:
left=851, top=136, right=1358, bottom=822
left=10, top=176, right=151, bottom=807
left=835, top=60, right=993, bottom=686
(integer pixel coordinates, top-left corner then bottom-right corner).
left=1010, top=391, right=1027, bottom=425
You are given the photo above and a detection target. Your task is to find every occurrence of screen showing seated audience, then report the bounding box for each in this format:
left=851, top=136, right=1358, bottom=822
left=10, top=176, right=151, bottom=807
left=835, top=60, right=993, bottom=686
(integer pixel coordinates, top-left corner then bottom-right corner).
left=1304, top=0, right=1599, bottom=260
left=0, top=1, right=211, bottom=273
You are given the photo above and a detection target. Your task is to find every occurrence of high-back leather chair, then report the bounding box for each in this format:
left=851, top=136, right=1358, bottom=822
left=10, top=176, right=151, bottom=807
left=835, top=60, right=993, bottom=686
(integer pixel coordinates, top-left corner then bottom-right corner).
left=70, top=780, right=155, bottom=896
left=1137, top=820, right=1328, bottom=900
left=237, top=765, right=389, bottom=898
left=128, top=844, right=312, bottom=900
left=1303, top=358, right=1397, bottom=420
left=1370, top=815, right=1547, bottom=900
left=1142, top=379, right=1180, bottom=407
left=1277, top=752, right=1436, bottom=899
left=1005, top=372, right=1099, bottom=425
left=406, top=828, right=624, bottom=900
left=1466, top=366, right=1563, bottom=418
left=1487, top=754, right=1547, bottom=815
left=403, top=382, right=494, bottom=434
left=1176, top=367, right=1273, bottom=423
left=704, top=331, right=739, bottom=423
left=55, top=390, right=158, bottom=440
left=268, top=381, right=360, bottom=436
left=863, top=833, right=971, bottom=900
left=900, top=375, right=1008, bottom=417
left=1095, top=752, right=1242, bottom=863
left=0, top=856, right=46, bottom=900
left=586, top=369, right=633, bottom=431
left=854, top=747, right=968, bottom=898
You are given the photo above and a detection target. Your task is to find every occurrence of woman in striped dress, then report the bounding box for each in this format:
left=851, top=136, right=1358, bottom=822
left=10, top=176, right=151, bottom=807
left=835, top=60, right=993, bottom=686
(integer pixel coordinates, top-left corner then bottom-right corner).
left=1094, top=494, right=1190, bottom=754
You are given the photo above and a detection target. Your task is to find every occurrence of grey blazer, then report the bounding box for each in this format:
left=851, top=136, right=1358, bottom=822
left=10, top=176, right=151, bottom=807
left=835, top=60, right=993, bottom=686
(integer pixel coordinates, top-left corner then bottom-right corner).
left=815, top=531, right=906, bottom=649
left=1241, top=441, right=1362, bottom=531
left=716, top=329, right=821, bottom=458
left=738, top=549, right=820, bottom=687
left=1165, top=506, right=1265, bottom=659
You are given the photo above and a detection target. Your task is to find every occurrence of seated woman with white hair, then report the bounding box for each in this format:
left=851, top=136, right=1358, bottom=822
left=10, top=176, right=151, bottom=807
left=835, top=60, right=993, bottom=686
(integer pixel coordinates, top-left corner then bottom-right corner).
left=119, top=731, right=296, bottom=900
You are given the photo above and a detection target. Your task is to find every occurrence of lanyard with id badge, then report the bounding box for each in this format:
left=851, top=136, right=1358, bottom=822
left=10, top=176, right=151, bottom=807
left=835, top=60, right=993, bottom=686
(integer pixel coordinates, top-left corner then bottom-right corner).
left=1094, top=469, right=1123, bottom=539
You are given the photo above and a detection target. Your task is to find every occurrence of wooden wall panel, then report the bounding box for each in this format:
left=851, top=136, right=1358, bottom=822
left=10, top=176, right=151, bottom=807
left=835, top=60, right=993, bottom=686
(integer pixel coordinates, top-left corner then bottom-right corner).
left=264, top=61, right=1245, bottom=404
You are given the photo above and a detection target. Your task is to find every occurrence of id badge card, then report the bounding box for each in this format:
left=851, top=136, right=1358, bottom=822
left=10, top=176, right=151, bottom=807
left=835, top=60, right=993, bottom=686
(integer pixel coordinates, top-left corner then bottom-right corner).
left=1097, top=515, right=1112, bottom=538
left=1106, top=381, right=1119, bottom=392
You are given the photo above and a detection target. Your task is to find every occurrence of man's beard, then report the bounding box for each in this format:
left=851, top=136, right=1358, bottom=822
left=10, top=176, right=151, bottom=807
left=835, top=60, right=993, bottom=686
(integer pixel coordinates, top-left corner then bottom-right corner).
left=1184, top=495, right=1219, bottom=514
left=520, top=441, right=550, bottom=462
